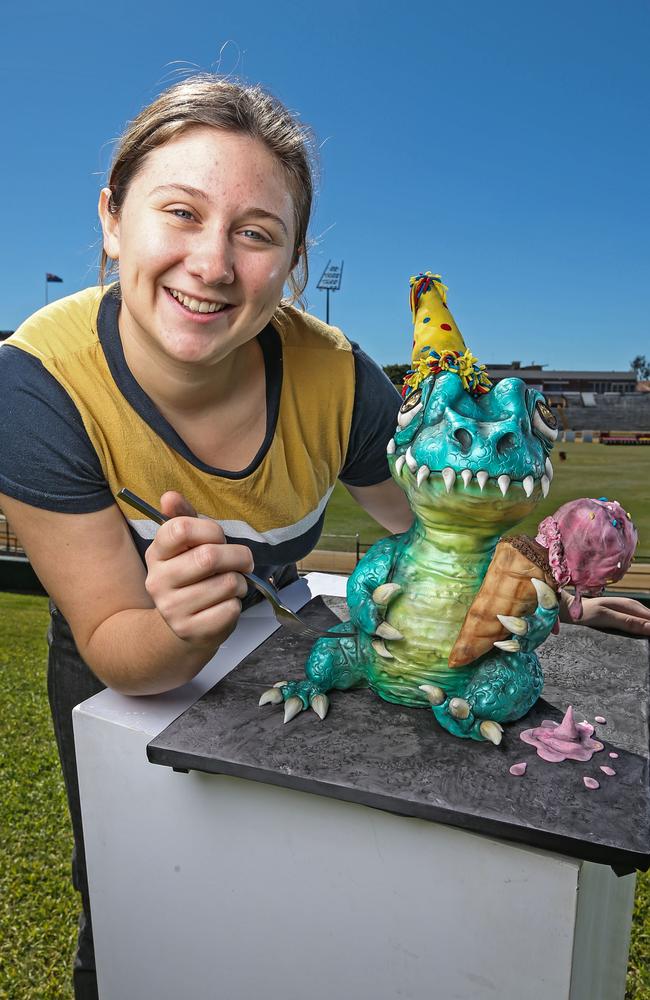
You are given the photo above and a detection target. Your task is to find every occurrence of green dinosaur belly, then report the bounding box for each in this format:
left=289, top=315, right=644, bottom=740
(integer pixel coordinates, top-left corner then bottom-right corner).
left=369, top=541, right=493, bottom=706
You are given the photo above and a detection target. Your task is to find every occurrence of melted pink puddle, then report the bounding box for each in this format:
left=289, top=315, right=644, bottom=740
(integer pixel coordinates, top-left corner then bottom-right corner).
left=520, top=706, right=604, bottom=763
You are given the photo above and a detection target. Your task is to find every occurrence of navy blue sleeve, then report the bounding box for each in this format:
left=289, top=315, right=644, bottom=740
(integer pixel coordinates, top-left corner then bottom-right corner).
left=0, top=345, right=113, bottom=512
left=339, top=343, right=402, bottom=487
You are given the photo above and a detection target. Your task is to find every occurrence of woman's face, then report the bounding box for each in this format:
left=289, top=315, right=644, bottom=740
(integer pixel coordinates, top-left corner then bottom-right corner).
left=99, top=127, right=297, bottom=367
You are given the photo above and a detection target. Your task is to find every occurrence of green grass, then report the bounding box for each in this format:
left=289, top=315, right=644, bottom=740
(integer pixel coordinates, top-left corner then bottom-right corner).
left=0, top=583, right=648, bottom=996
left=321, top=442, right=650, bottom=554
left=0, top=593, right=77, bottom=999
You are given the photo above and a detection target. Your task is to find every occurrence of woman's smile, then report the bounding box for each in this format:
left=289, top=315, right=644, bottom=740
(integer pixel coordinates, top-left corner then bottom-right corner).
left=163, top=286, right=236, bottom=322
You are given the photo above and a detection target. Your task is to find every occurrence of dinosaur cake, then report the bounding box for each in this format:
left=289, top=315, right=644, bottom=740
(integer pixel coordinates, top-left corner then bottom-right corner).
left=259, top=273, right=637, bottom=744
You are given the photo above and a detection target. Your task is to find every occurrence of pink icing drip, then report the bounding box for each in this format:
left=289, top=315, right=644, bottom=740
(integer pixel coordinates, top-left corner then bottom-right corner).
left=519, top=705, right=604, bottom=763
left=600, top=766, right=616, bottom=776
left=609, top=752, right=619, bottom=759
left=583, top=777, right=600, bottom=790
left=509, top=762, right=527, bottom=776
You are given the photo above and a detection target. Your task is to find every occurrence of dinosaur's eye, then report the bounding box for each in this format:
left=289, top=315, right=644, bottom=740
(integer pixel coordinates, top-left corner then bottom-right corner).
left=532, top=400, right=558, bottom=442
left=397, top=388, right=423, bottom=428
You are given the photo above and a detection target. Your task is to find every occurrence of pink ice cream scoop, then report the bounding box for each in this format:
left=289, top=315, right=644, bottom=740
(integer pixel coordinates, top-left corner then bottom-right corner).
left=536, top=498, right=637, bottom=620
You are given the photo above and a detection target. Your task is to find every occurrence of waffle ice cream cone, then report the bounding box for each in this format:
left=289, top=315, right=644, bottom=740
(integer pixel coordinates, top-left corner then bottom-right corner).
left=448, top=536, right=557, bottom=669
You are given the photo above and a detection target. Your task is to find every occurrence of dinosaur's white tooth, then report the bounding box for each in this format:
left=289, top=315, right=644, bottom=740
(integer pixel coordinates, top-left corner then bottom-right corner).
left=371, top=637, right=394, bottom=659
left=416, top=465, right=430, bottom=488
left=386, top=437, right=396, bottom=455
left=405, top=446, right=418, bottom=473
left=541, top=474, right=550, bottom=498
left=441, top=467, right=456, bottom=493
left=545, top=458, right=554, bottom=482
left=497, top=474, right=511, bottom=496
left=461, top=469, right=473, bottom=488
left=523, top=475, right=535, bottom=498
left=476, top=470, right=488, bottom=491
left=395, top=455, right=406, bottom=476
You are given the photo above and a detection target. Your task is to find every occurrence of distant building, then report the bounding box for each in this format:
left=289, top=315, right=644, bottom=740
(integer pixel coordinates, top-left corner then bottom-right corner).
left=486, top=362, right=637, bottom=396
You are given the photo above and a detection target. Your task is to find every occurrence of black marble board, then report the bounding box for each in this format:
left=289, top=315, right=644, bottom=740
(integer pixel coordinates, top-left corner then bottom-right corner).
left=147, top=597, right=650, bottom=873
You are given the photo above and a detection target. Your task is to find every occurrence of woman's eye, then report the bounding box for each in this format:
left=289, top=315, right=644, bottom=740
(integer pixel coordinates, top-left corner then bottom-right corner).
left=170, top=208, right=195, bottom=221
left=240, top=229, right=271, bottom=243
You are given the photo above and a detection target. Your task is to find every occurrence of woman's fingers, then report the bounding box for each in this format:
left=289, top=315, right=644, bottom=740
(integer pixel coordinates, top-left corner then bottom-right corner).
left=148, top=536, right=253, bottom=589
left=153, top=574, right=249, bottom=642
left=143, top=509, right=254, bottom=646
left=160, top=490, right=199, bottom=519
left=149, top=515, right=225, bottom=560
left=580, top=597, right=650, bottom=635
left=594, top=596, right=650, bottom=620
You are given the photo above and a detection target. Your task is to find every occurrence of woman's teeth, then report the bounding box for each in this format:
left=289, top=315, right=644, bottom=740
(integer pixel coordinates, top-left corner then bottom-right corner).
left=168, top=288, right=226, bottom=313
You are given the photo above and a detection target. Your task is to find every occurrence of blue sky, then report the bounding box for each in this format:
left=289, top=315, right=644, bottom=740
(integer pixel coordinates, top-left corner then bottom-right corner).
left=1, top=0, right=648, bottom=369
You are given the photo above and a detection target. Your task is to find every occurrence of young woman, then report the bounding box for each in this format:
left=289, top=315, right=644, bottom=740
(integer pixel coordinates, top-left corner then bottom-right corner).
left=1, top=75, right=648, bottom=999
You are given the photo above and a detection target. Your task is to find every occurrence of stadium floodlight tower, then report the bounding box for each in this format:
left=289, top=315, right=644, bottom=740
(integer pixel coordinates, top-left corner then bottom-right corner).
left=316, top=259, right=344, bottom=325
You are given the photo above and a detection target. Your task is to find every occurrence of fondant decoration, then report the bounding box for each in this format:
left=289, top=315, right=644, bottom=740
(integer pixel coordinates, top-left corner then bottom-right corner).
left=402, top=273, right=491, bottom=399
left=536, top=499, right=637, bottom=620
left=600, top=766, right=616, bottom=776
left=258, top=272, right=637, bottom=745
left=595, top=715, right=607, bottom=724
left=583, top=777, right=600, bottom=790
left=509, top=762, right=527, bottom=776
left=519, top=706, right=604, bottom=762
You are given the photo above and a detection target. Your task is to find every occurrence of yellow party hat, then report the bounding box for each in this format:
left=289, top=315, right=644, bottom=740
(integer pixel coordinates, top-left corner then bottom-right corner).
left=402, top=272, right=492, bottom=398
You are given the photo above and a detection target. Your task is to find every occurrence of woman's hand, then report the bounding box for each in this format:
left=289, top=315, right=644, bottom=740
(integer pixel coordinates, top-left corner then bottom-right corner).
left=144, top=491, right=254, bottom=648
left=560, top=591, right=650, bottom=637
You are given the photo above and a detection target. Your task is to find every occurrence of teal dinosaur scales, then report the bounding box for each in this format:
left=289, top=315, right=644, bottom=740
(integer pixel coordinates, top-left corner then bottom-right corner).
left=259, top=273, right=560, bottom=743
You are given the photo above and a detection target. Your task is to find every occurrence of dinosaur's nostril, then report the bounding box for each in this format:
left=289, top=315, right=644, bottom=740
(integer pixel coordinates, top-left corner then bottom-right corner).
left=454, top=428, right=473, bottom=453
left=496, top=432, right=517, bottom=455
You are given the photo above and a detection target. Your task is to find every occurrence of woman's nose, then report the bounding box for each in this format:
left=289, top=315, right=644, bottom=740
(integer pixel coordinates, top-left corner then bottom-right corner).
left=185, top=233, right=235, bottom=285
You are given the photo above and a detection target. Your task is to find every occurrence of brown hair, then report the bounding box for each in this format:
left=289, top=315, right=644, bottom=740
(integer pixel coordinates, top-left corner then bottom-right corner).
left=100, top=75, right=315, bottom=303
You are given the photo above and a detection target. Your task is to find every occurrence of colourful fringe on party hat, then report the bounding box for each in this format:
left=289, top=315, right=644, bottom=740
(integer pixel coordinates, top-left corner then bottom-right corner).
left=402, top=272, right=492, bottom=399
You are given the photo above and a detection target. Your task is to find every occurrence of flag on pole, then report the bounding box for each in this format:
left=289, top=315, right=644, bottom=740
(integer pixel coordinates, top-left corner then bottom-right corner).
left=46, top=273, right=63, bottom=283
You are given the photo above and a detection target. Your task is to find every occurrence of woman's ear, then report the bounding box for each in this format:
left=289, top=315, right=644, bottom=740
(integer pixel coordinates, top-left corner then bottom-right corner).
left=291, top=243, right=304, bottom=271
left=98, top=187, right=120, bottom=260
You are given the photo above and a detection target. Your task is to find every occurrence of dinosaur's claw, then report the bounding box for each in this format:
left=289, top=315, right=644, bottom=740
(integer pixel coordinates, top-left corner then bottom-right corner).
left=310, top=694, right=330, bottom=720
left=371, top=637, right=394, bottom=659
left=449, top=697, right=470, bottom=720
left=479, top=721, right=504, bottom=745
left=419, top=683, right=445, bottom=705
left=496, top=614, right=528, bottom=635
left=283, top=697, right=304, bottom=724
left=259, top=688, right=283, bottom=707
left=374, top=621, right=404, bottom=641
left=493, top=638, right=521, bottom=652
left=531, top=577, right=558, bottom=610
left=371, top=583, right=403, bottom=606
